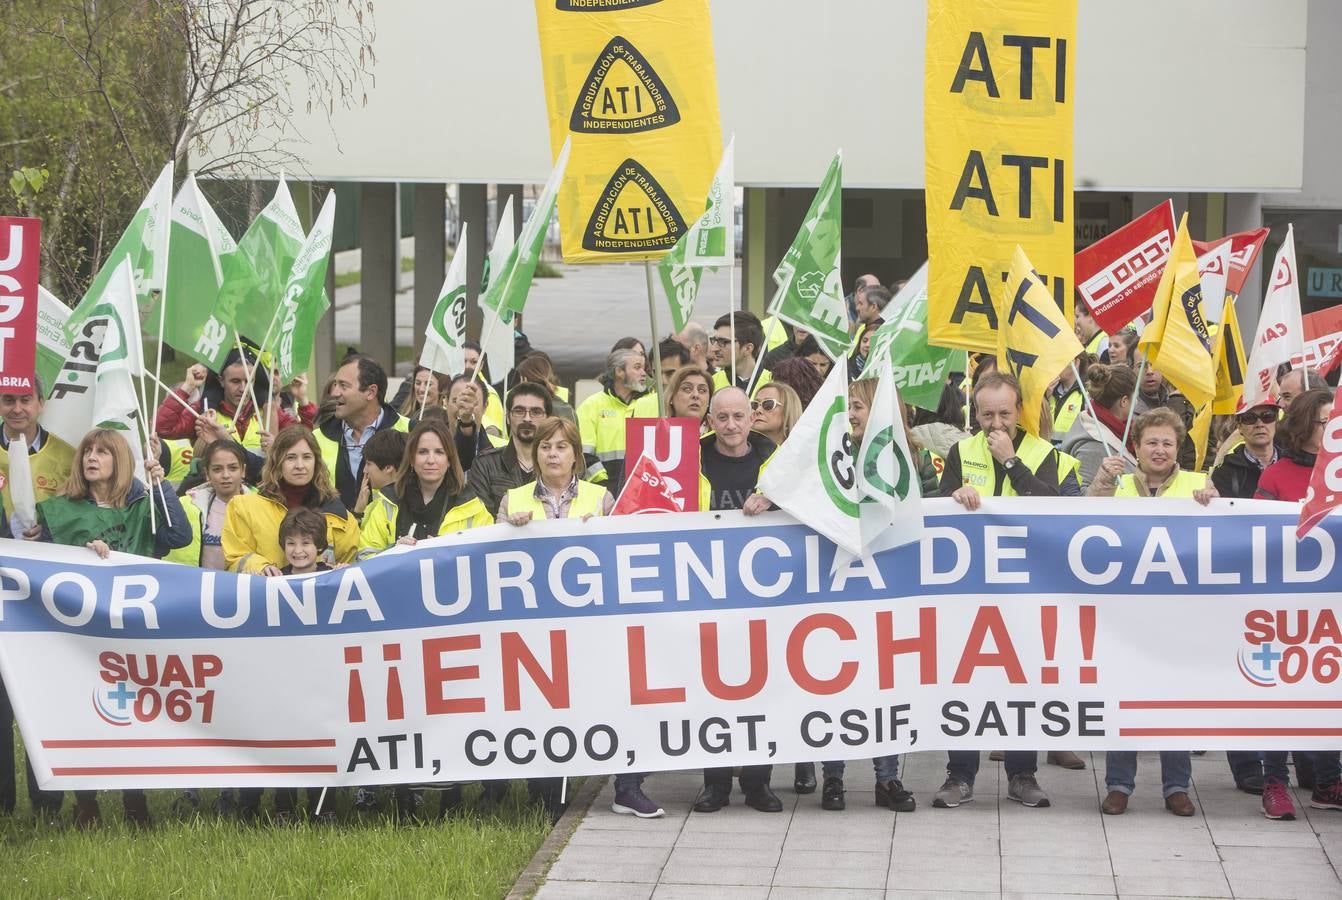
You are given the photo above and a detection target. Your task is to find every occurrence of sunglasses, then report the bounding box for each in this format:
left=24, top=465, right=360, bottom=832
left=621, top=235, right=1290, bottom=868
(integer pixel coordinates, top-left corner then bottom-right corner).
left=1236, top=410, right=1278, bottom=425
left=751, top=398, right=780, bottom=412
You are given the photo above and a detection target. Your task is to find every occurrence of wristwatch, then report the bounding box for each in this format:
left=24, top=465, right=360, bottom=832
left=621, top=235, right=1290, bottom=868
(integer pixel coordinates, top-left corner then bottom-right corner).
left=1003, top=456, right=1021, bottom=470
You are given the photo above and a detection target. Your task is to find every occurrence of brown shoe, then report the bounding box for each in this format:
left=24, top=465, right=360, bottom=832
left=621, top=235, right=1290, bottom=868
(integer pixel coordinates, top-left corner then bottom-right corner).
left=1101, top=790, right=1128, bottom=815
left=988, top=750, right=1005, bottom=762
left=1048, top=751, right=1087, bottom=770
left=74, top=793, right=102, bottom=829
left=122, top=792, right=152, bottom=827
left=1165, top=792, right=1195, bottom=817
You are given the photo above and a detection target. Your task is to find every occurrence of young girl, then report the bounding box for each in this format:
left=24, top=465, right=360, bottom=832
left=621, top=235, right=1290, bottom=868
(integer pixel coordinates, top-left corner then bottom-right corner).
left=33, top=428, right=191, bottom=828
left=222, top=425, right=360, bottom=574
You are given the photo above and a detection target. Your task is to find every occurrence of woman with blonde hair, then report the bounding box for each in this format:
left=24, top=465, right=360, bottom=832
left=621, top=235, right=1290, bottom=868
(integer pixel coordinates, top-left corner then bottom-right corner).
left=749, top=382, right=802, bottom=447
left=399, top=365, right=448, bottom=420
left=222, top=425, right=360, bottom=575
left=666, top=365, right=714, bottom=433
left=33, top=427, right=191, bottom=828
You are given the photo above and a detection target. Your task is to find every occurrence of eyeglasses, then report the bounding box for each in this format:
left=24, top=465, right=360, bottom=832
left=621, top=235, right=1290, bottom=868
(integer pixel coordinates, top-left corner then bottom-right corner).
left=708, top=336, right=732, bottom=347
left=1236, top=410, right=1278, bottom=425
left=750, top=398, right=780, bottom=412
left=509, top=407, right=548, bottom=419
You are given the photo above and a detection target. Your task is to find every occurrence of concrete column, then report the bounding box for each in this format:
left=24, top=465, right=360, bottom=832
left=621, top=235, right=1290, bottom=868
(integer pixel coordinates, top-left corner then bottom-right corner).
left=741, top=187, right=770, bottom=316
left=359, top=182, right=398, bottom=366
left=459, top=183, right=489, bottom=341
left=498, top=184, right=525, bottom=239
left=1226, top=192, right=1266, bottom=336
left=412, top=183, right=447, bottom=355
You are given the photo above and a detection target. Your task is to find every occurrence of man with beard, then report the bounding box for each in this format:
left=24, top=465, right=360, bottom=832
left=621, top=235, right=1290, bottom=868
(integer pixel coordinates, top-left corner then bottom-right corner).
left=467, top=383, right=554, bottom=518
left=577, top=347, right=649, bottom=491
left=932, top=372, right=1081, bottom=813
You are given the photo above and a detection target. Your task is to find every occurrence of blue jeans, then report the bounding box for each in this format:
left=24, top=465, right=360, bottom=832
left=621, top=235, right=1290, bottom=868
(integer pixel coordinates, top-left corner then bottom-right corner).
left=822, top=755, right=900, bottom=781
left=614, top=773, right=646, bottom=794
left=1105, top=751, right=1191, bottom=798
left=1227, top=750, right=1264, bottom=783
left=947, top=750, right=1036, bottom=785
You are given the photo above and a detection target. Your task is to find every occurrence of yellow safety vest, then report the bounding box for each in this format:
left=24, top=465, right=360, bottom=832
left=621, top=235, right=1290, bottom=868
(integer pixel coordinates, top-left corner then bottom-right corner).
left=955, top=430, right=1061, bottom=497
left=1115, top=469, right=1207, bottom=498
left=711, top=368, right=773, bottom=398
left=760, top=315, right=789, bottom=352
left=576, top=388, right=642, bottom=483
left=314, top=411, right=411, bottom=477
left=358, top=487, right=494, bottom=559
left=162, top=438, right=195, bottom=487
left=1084, top=329, right=1108, bottom=356
left=0, top=431, right=75, bottom=515
left=504, top=480, right=607, bottom=520
left=1051, top=387, right=1084, bottom=439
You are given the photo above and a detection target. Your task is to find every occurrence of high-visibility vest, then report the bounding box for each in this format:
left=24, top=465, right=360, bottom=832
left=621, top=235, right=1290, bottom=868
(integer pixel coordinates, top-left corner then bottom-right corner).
left=576, top=388, right=641, bottom=484
left=504, top=480, right=607, bottom=520
left=1084, top=329, right=1108, bottom=356
left=358, top=487, right=493, bottom=559
left=162, top=438, right=195, bottom=486
left=955, top=430, right=1060, bottom=497
left=711, top=367, right=773, bottom=398
left=0, top=431, right=74, bottom=514
left=1051, top=385, right=1084, bottom=440
left=1115, top=469, right=1207, bottom=498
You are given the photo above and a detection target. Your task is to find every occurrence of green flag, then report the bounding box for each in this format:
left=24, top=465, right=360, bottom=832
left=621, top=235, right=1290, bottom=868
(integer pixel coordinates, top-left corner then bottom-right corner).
left=862, top=262, right=968, bottom=410
left=65, top=162, right=173, bottom=342
left=657, top=137, right=735, bottom=332
left=768, top=151, right=849, bottom=361
left=151, top=175, right=236, bottom=369
left=481, top=139, right=569, bottom=321
left=273, top=192, right=335, bottom=383
left=215, top=176, right=306, bottom=346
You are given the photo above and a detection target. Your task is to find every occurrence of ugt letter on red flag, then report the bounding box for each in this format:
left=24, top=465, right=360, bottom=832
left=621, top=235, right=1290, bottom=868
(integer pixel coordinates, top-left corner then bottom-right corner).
left=1298, top=389, right=1342, bottom=539
left=0, top=218, right=41, bottom=393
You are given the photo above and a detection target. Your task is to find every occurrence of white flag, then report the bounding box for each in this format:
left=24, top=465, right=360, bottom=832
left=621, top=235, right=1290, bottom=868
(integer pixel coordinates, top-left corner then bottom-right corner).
left=42, top=259, right=146, bottom=470
left=684, top=135, right=735, bottom=269
left=7, top=434, right=37, bottom=535
left=853, top=359, right=925, bottom=555
left=1243, top=225, right=1304, bottom=408
left=479, top=196, right=517, bottom=378
left=1197, top=239, right=1232, bottom=325
left=757, top=361, right=861, bottom=555
left=422, top=225, right=470, bottom=377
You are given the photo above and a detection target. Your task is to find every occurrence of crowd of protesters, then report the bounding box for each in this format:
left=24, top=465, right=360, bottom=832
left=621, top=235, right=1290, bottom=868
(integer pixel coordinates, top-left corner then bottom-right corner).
left=0, top=274, right=1338, bottom=830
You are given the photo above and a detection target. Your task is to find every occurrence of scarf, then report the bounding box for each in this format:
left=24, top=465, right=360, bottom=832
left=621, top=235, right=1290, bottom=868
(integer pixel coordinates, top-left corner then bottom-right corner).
left=1091, top=404, right=1134, bottom=456
left=279, top=482, right=312, bottom=510
left=396, top=480, right=453, bottom=540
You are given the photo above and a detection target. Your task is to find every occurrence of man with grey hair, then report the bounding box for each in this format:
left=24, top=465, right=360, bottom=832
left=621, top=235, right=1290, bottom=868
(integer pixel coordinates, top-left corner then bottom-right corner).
left=854, top=284, right=893, bottom=327
left=677, top=321, right=713, bottom=374
left=1277, top=366, right=1328, bottom=408
left=692, top=386, right=782, bottom=813
left=576, top=347, right=649, bottom=491
left=846, top=273, right=881, bottom=326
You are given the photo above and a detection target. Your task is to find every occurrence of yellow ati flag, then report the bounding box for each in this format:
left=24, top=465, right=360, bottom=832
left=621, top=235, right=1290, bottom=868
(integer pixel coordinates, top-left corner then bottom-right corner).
left=535, top=0, right=722, bottom=263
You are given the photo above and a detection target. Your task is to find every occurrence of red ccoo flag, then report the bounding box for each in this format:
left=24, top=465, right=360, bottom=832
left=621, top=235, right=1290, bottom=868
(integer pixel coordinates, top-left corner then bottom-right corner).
left=1297, top=388, right=1342, bottom=539
left=613, top=453, right=684, bottom=516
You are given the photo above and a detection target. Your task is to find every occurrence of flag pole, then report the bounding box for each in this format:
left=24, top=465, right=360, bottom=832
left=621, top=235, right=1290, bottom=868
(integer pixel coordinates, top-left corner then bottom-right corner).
left=151, top=288, right=168, bottom=440
left=729, top=263, right=737, bottom=388
left=644, top=260, right=666, bottom=417
left=1119, top=356, right=1148, bottom=449
left=747, top=313, right=777, bottom=397
left=233, top=332, right=264, bottom=430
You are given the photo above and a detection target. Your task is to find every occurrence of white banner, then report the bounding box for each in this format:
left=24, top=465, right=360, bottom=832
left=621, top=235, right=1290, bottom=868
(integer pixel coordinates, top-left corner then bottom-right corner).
left=1, top=499, right=1339, bottom=791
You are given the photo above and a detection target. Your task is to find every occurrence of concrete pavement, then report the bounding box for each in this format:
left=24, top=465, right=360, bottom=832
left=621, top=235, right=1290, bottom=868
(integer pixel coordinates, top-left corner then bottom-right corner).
left=532, top=751, right=1342, bottom=900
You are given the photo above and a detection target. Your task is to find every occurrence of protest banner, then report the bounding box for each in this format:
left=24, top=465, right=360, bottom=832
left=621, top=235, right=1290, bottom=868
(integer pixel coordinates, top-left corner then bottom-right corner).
left=925, top=0, right=1077, bottom=352
left=1074, top=201, right=1175, bottom=335
left=1299, top=389, right=1342, bottom=538
left=624, top=417, right=700, bottom=512
left=535, top=0, right=721, bottom=262
left=1, top=499, right=1339, bottom=791
left=0, top=217, right=41, bottom=393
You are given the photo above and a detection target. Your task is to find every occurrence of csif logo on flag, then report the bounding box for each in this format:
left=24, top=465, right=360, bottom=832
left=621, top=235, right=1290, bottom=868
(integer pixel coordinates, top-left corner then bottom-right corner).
left=583, top=159, right=686, bottom=253
left=817, top=396, right=860, bottom=516
left=570, top=36, right=680, bottom=134
left=432, top=286, right=467, bottom=349
left=860, top=425, right=916, bottom=502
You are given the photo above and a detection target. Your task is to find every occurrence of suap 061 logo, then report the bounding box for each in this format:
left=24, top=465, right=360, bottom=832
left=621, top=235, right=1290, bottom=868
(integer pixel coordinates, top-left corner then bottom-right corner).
left=1238, top=609, right=1341, bottom=687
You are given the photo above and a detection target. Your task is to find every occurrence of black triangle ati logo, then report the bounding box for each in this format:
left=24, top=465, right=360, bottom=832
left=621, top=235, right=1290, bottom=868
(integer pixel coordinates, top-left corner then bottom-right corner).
left=569, top=36, right=680, bottom=134
left=583, top=159, right=686, bottom=253
left=555, top=0, right=664, bottom=11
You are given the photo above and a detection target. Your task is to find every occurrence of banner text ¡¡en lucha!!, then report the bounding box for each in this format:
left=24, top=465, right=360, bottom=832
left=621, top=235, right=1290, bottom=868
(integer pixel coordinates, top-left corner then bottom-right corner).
left=0, top=498, right=1340, bottom=790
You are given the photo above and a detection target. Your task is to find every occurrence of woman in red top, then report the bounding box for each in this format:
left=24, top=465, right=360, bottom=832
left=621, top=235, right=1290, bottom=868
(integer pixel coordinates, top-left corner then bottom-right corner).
left=1252, top=387, right=1342, bottom=821
left=1255, top=389, right=1330, bottom=503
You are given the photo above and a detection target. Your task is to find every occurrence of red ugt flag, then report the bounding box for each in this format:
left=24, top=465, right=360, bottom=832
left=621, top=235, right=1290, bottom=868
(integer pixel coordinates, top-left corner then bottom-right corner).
left=1298, top=390, right=1342, bottom=539
left=613, top=453, right=683, bottom=515
left=0, top=218, right=42, bottom=393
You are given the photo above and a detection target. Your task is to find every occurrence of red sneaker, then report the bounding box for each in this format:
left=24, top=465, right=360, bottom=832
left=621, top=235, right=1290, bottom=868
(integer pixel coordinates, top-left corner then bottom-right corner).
left=1262, top=779, right=1296, bottom=820
left=1310, top=782, right=1342, bottom=811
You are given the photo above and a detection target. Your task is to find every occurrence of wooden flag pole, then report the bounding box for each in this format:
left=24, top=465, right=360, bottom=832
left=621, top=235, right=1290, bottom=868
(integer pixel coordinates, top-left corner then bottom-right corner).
left=644, top=261, right=666, bottom=417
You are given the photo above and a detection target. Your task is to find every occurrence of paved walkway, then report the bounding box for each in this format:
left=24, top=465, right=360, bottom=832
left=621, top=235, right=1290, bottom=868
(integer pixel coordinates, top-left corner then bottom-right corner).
left=534, top=751, right=1342, bottom=900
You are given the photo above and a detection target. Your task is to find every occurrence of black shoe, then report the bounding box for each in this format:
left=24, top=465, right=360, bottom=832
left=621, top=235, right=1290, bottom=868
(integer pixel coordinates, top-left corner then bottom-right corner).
left=876, top=778, right=917, bottom=812
left=436, top=783, right=464, bottom=819
left=821, top=777, right=845, bottom=811
left=1236, top=773, right=1265, bottom=796
left=742, top=783, right=783, bottom=813
left=793, top=762, right=816, bottom=794
left=692, top=784, right=731, bottom=813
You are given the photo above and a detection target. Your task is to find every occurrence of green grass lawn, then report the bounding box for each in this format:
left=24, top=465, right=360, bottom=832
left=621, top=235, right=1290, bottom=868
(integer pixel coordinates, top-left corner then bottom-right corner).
left=0, top=775, right=552, bottom=898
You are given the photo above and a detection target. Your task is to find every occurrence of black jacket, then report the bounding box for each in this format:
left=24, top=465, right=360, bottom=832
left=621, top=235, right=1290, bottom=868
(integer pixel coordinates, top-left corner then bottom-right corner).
left=317, top=403, right=406, bottom=512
